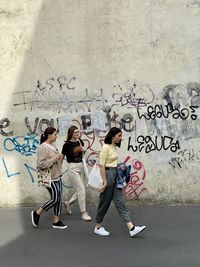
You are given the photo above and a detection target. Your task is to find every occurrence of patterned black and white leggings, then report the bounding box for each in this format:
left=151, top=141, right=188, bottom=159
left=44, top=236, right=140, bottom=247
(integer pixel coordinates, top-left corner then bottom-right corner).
left=42, top=179, right=62, bottom=216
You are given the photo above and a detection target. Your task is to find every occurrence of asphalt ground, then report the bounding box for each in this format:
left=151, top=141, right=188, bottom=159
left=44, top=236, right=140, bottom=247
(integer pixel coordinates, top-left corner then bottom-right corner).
left=0, top=205, right=199, bottom=267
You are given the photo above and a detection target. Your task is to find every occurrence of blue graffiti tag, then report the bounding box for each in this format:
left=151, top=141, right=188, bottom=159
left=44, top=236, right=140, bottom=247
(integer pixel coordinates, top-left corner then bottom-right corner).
left=24, top=163, right=36, bottom=183
left=3, top=135, right=40, bottom=156
left=1, top=158, right=20, bottom=177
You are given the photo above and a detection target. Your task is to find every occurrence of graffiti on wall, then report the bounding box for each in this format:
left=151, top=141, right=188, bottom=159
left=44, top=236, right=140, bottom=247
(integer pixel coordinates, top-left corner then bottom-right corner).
left=162, top=82, right=200, bottom=108
left=0, top=118, right=13, bottom=137
left=123, top=156, right=147, bottom=200
left=103, top=106, right=136, bottom=133
left=137, top=103, right=198, bottom=121
left=112, top=81, right=155, bottom=109
left=1, top=111, right=137, bottom=138
left=2, top=75, right=200, bottom=202
left=12, top=76, right=157, bottom=114
left=169, top=147, right=200, bottom=173
left=137, top=82, right=200, bottom=140
left=0, top=156, right=71, bottom=188
left=4, top=135, right=39, bottom=156
left=127, top=135, right=180, bottom=153
left=12, top=75, right=106, bottom=113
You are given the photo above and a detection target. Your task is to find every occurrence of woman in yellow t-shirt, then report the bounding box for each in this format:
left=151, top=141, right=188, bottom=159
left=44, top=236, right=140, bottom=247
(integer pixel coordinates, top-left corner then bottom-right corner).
left=94, top=127, right=146, bottom=237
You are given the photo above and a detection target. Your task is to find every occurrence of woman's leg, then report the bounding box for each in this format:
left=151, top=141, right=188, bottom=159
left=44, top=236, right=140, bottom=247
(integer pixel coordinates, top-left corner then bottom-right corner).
left=112, top=183, right=132, bottom=223
left=95, top=169, right=116, bottom=225
left=68, top=165, right=85, bottom=205
left=43, top=180, right=67, bottom=229
left=112, top=184, right=146, bottom=236
left=42, top=182, right=59, bottom=212
left=68, top=192, right=78, bottom=205
left=53, top=179, right=62, bottom=217
left=68, top=163, right=86, bottom=212
left=31, top=180, right=62, bottom=227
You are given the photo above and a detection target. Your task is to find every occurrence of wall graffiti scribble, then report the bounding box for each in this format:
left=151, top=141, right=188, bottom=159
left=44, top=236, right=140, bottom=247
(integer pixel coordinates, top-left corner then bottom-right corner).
left=3, top=135, right=40, bottom=156
left=123, top=156, right=147, bottom=200
left=13, top=76, right=106, bottom=113
left=103, top=107, right=136, bottom=132
left=0, top=118, right=13, bottom=136
left=25, top=117, right=57, bottom=135
left=128, top=135, right=180, bottom=153
left=3, top=74, right=200, bottom=205
left=137, top=104, right=198, bottom=121
left=112, top=81, right=154, bottom=108
left=36, top=76, right=76, bottom=91
left=169, top=148, right=200, bottom=173
left=162, top=82, right=200, bottom=108
left=1, top=157, right=20, bottom=178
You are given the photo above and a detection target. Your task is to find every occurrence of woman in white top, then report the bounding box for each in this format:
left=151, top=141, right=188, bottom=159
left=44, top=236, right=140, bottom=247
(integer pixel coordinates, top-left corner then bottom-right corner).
left=61, top=125, right=91, bottom=221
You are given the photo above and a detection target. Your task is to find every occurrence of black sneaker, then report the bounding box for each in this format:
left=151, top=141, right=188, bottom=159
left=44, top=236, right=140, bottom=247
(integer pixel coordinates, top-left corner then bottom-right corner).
left=31, top=210, right=40, bottom=227
left=52, top=221, right=67, bottom=229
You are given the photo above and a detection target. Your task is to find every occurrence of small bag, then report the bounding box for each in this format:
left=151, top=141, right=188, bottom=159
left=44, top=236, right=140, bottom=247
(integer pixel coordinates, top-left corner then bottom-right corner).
left=37, top=168, right=51, bottom=187
left=88, top=163, right=102, bottom=190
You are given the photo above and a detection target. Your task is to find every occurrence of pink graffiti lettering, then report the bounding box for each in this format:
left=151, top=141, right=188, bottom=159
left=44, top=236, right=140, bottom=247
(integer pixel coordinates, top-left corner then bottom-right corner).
left=123, top=158, right=147, bottom=200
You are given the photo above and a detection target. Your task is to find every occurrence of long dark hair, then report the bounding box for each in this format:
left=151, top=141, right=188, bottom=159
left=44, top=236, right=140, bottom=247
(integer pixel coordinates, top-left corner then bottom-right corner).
left=67, top=125, right=78, bottom=141
left=104, top=127, right=122, bottom=146
left=40, top=127, right=57, bottom=144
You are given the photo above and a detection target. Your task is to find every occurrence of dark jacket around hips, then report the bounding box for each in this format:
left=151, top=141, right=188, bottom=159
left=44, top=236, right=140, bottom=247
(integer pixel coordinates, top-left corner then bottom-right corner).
left=116, top=163, right=131, bottom=189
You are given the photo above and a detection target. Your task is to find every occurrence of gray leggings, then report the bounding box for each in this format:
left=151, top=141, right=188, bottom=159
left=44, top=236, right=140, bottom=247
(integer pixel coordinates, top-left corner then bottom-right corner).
left=95, top=168, right=131, bottom=224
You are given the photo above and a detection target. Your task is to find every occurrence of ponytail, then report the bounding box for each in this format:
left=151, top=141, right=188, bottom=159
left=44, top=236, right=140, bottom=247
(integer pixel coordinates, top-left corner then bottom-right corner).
left=40, top=127, right=56, bottom=144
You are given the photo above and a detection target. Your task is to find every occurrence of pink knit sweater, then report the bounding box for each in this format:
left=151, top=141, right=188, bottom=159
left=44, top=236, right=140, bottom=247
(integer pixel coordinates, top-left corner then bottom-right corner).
left=37, top=143, right=62, bottom=180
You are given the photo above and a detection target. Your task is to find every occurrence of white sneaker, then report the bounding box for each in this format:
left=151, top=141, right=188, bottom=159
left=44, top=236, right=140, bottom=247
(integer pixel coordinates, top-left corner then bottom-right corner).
left=81, top=212, right=92, bottom=221
left=129, top=226, right=146, bottom=237
left=64, top=201, right=72, bottom=215
left=94, top=227, right=110, bottom=236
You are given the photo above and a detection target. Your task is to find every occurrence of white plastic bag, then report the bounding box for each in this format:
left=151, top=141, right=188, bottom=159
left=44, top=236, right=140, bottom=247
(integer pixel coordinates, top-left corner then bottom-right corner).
left=88, top=163, right=102, bottom=190
left=82, top=157, right=89, bottom=185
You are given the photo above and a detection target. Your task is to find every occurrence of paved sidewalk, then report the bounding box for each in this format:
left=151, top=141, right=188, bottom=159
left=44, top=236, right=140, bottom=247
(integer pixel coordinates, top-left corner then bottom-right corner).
left=0, top=205, right=199, bottom=267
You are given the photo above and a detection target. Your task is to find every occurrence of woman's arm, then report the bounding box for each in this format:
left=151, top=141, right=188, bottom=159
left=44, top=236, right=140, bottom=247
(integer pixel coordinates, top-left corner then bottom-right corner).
left=79, top=139, right=86, bottom=153
left=98, top=145, right=109, bottom=192
left=98, top=164, right=107, bottom=192
left=61, top=154, right=65, bottom=164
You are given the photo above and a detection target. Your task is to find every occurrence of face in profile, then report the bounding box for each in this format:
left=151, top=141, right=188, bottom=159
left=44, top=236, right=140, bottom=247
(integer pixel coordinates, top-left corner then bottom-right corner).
left=112, top=132, right=122, bottom=144
left=49, top=131, right=57, bottom=142
left=73, top=129, right=80, bottom=139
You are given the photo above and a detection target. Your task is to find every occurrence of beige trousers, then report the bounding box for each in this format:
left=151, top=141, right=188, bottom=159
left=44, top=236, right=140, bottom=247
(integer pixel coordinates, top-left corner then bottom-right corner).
left=67, top=162, right=86, bottom=212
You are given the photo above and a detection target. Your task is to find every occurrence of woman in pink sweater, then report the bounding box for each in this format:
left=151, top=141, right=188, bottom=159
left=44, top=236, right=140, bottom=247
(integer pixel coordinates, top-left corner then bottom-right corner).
left=31, top=127, right=67, bottom=229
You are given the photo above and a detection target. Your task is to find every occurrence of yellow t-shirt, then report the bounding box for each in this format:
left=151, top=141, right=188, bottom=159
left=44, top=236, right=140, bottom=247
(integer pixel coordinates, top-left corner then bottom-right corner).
left=99, top=144, right=118, bottom=167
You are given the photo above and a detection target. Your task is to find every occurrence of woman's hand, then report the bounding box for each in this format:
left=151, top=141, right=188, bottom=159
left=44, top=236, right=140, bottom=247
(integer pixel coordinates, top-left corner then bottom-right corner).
left=120, top=164, right=126, bottom=171
left=80, top=146, right=86, bottom=152
left=55, top=153, right=62, bottom=160
left=98, top=181, right=107, bottom=193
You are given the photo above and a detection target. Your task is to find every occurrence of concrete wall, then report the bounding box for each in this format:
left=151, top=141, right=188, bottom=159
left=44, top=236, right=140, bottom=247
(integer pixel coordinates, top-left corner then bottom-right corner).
left=1, top=0, right=200, bottom=206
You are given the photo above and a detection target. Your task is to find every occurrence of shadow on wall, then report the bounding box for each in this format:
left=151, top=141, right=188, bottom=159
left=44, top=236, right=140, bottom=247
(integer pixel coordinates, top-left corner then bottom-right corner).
left=0, top=0, right=105, bottom=256
left=3, top=0, right=114, bottom=202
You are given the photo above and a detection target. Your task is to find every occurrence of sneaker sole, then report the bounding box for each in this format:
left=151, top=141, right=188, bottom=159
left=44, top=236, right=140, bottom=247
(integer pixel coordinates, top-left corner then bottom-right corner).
left=52, top=225, right=68, bottom=229
left=130, top=226, right=146, bottom=237
left=94, top=231, right=110, bottom=236
left=82, top=218, right=92, bottom=221
left=31, top=211, right=38, bottom=228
